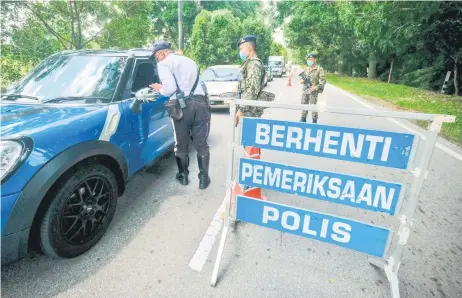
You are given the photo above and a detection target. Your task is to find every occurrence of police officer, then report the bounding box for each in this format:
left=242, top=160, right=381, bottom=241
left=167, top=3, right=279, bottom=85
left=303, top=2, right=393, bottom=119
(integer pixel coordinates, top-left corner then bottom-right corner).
left=149, top=40, right=211, bottom=189
left=235, top=35, right=265, bottom=124
left=300, top=53, right=326, bottom=123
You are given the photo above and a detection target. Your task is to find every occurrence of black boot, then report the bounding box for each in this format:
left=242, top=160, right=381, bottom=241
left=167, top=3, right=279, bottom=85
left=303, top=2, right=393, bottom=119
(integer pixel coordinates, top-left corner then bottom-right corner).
left=197, top=155, right=211, bottom=189
left=312, top=117, right=318, bottom=124
left=175, top=155, right=189, bottom=185
left=300, top=116, right=306, bottom=122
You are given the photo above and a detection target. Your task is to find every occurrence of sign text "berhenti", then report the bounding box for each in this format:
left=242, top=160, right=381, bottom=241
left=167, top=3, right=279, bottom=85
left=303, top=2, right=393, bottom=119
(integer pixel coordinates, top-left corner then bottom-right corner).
left=241, top=118, right=415, bottom=169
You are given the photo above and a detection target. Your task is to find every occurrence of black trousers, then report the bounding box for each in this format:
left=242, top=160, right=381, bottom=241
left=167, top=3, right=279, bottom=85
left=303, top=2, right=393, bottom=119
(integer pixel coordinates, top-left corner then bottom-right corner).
left=173, top=95, right=211, bottom=158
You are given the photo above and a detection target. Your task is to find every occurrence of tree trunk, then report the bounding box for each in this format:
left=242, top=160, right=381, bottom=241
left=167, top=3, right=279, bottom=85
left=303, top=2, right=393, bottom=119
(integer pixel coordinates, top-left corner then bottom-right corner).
left=454, top=57, right=459, bottom=96
left=347, top=63, right=353, bottom=76
left=388, top=59, right=394, bottom=83
left=368, top=51, right=377, bottom=78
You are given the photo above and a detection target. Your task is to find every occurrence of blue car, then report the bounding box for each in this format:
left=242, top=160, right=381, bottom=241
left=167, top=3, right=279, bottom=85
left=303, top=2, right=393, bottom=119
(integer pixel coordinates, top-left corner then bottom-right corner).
left=1, top=49, right=175, bottom=265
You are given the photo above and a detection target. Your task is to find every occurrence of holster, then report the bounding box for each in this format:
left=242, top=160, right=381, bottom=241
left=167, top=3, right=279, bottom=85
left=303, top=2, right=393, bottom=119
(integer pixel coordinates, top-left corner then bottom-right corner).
left=164, top=98, right=184, bottom=121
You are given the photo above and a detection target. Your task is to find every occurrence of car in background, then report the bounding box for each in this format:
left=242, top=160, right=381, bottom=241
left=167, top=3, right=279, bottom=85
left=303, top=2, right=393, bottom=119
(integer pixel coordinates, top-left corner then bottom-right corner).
left=268, top=61, right=284, bottom=77
left=1, top=49, right=175, bottom=265
left=201, top=65, right=240, bottom=108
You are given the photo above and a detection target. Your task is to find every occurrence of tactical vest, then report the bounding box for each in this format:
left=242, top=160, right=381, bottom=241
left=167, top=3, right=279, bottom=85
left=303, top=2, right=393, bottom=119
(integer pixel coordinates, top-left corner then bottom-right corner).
left=241, top=57, right=265, bottom=92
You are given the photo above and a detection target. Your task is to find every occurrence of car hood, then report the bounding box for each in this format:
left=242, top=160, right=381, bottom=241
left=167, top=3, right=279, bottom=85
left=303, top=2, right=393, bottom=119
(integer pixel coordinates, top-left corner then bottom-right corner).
left=0, top=103, right=107, bottom=137
left=204, top=81, right=239, bottom=96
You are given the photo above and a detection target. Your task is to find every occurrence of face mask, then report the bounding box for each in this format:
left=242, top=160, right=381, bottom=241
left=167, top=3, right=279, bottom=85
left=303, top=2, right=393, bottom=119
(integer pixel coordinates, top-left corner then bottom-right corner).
left=307, top=60, right=313, bottom=66
left=239, top=51, right=247, bottom=61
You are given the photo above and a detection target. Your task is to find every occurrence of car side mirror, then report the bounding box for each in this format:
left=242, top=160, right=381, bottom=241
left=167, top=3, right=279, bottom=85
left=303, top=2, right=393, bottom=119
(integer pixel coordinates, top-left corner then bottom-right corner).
left=130, top=87, right=159, bottom=114
left=135, top=87, right=159, bottom=102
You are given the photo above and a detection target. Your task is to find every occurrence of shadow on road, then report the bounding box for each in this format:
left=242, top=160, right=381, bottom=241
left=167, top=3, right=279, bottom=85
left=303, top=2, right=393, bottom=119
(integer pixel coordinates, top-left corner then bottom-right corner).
left=1, top=155, right=177, bottom=298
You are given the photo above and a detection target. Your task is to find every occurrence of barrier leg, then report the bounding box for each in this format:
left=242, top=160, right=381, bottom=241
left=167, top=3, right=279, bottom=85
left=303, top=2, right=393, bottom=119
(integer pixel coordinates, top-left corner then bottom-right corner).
left=210, top=102, right=238, bottom=287
left=368, top=257, right=400, bottom=298
left=369, top=120, right=441, bottom=298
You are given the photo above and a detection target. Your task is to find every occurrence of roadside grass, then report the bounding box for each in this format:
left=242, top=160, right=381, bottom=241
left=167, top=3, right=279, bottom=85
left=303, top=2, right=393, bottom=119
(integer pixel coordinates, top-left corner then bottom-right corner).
left=326, top=73, right=462, bottom=146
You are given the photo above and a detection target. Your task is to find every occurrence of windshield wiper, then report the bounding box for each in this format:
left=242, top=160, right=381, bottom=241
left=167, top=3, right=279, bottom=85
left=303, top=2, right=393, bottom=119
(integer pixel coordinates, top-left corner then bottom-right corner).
left=42, top=96, right=110, bottom=103
left=1, top=94, right=40, bottom=101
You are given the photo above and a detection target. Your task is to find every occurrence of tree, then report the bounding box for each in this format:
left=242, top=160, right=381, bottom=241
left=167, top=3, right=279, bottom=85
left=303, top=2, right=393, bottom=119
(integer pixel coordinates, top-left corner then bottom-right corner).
left=189, top=10, right=241, bottom=69
left=17, top=0, right=115, bottom=50
left=241, top=17, right=273, bottom=64
left=199, top=1, right=261, bottom=20
left=149, top=1, right=200, bottom=51
left=98, top=1, right=154, bottom=49
left=271, top=42, right=287, bottom=59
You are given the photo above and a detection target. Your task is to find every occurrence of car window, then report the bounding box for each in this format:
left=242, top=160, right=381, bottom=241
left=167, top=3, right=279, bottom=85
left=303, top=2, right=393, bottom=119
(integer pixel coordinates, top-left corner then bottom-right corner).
left=6, top=55, right=127, bottom=104
left=201, top=67, right=240, bottom=82
left=131, top=62, right=159, bottom=93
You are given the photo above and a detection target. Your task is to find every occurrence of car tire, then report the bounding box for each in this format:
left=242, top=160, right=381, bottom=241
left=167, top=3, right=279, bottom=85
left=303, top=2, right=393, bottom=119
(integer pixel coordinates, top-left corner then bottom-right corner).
left=40, top=164, right=118, bottom=259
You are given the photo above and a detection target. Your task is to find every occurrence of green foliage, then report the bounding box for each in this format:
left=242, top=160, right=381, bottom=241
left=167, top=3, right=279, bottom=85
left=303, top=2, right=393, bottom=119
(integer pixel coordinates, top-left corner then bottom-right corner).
left=1, top=1, right=267, bottom=87
left=98, top=2, right=154, bottom=49
left=189, top=10, right=241, bottom=69
left=270, top=42, right=287, bottom=60
left=284, top=1, right=462, bottom=95
left=241, top=17, right=272, bottom=64
left=150, top=1, right=200, bottom=50
left=189, top=8, right=273, bottom=69
left=327, top=73, right=462, bottom=145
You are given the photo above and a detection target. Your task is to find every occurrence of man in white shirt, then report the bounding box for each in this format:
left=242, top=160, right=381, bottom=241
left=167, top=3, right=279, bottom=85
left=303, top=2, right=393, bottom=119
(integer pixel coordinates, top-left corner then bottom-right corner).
left=149, top=40, right=211, bottom=189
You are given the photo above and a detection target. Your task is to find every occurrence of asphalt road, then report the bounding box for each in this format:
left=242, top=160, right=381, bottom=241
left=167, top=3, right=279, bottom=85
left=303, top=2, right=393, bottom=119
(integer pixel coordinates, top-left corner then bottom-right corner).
left=2, top=76, right=462, bottom=298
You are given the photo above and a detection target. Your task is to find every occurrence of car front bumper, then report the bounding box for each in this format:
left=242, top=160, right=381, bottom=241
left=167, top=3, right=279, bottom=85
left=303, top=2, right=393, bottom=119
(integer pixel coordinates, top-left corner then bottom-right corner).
left=2, top=228, right=30, bottom=266
left=1, top=191, right=30, bottom=265
left=209, top=96, right=233, bottom=107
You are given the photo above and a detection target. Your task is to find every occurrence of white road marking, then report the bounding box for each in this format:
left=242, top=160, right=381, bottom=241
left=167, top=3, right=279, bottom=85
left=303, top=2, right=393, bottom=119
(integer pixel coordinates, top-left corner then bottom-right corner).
left=188, top=197, right=226, bottom=272
left=276, top=92, right=282, bottom=101
left=329, top=84, right=462, bottom=162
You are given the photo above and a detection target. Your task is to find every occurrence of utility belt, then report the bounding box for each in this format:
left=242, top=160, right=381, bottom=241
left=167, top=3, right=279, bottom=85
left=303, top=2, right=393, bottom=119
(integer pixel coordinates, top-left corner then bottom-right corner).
left=189, top=94, right=207, bottom=101
left=164, top=68, right=202, bottom=121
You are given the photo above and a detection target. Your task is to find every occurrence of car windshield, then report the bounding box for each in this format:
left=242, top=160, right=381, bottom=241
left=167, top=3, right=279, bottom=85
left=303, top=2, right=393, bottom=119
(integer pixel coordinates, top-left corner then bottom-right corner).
left=201, top=67, right=240, bottom=82
left=4, top=54, right=127, bottom=103
left=269, top=61, right=283, bottom=67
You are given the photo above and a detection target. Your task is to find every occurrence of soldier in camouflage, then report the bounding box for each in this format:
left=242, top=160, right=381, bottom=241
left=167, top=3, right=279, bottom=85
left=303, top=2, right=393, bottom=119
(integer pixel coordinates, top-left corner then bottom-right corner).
left=300, top=53, right=326, bottom=123
left=235, top=35, right=265, bottom=125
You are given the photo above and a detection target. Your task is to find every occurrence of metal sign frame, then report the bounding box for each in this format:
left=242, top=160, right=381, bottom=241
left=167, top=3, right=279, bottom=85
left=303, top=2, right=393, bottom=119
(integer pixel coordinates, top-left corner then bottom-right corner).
left=210, top=99, right=455, bottom=298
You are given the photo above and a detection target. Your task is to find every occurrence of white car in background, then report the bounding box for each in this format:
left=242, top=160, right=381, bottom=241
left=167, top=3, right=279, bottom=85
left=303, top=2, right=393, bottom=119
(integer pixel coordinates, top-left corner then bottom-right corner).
left=201, top=65, right=241, bottom=108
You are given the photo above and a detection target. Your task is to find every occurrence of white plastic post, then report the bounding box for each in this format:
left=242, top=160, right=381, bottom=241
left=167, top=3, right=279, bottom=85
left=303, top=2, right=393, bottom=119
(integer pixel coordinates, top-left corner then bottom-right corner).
left=210, top=101, right=237, bottom=286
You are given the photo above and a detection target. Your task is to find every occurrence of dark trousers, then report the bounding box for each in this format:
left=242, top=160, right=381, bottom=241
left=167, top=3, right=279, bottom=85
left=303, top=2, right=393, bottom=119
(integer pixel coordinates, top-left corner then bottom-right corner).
left=173, top=95, right=211, bottom=158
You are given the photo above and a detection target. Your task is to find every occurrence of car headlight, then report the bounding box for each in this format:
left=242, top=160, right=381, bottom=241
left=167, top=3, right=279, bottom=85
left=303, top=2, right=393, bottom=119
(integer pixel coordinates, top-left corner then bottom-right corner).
left=0, top=138, right=33, bottom=183
left=219, top=92, right=238, bottom=98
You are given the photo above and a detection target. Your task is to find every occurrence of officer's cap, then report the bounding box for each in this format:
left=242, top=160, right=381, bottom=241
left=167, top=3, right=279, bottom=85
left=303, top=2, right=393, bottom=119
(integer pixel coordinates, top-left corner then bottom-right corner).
left=306, top=53, right=317, bottom=59
left=238, top=35, right=257, bottom=46
left=152, top=40, right=171, bottom=55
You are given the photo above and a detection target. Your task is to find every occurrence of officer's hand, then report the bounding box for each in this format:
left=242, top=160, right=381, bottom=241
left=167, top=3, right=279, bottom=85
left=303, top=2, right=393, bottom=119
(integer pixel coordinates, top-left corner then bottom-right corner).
left=149, top=83, right=162, bottom=91
left=235, top=110, right=244, bottom=126
left=310, top=86, right=317, bottom=92
left=300, top=80, right=305, bottom=84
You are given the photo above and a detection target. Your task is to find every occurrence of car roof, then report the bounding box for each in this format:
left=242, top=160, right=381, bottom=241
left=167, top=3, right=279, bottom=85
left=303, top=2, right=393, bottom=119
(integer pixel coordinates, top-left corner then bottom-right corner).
left=207, top=65, right=240, bottom=69
left=54, top=48, right=153, bottom=58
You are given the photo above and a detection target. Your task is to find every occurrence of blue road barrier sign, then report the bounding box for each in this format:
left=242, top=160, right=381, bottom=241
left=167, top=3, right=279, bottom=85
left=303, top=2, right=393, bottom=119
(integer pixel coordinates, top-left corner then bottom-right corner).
left=241, top=118, right=415, bottom=169
left=235, top=196, right=390, bottom=257
left=239, top=158, right=403, bottom=215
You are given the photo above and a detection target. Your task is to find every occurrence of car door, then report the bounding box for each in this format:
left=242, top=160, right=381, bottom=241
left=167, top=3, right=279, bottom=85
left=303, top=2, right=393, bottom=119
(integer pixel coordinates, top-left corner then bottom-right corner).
left=117, top=58, right=174, bottom=174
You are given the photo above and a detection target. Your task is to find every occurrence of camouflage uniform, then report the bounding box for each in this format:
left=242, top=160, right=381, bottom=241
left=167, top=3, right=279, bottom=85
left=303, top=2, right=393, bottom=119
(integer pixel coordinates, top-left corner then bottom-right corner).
left=238, top=57, right=265, bottom=117
left=301, top=64, right=326, bottom=122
